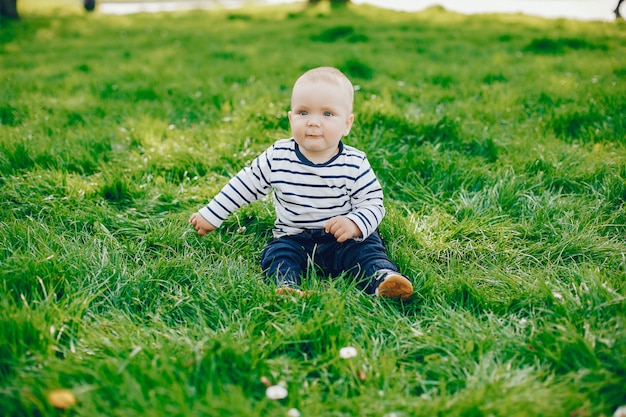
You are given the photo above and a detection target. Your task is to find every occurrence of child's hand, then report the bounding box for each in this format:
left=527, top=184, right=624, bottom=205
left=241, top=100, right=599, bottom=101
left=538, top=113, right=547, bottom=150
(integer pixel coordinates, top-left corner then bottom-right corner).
left=324, top=216, right=362, bottom=243
left=189, top=212, right=217, bottom=236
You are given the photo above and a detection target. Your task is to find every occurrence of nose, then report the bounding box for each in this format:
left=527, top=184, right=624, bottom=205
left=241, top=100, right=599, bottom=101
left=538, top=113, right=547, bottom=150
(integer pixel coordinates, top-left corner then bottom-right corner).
left=307, top=115, right=321, bottom=127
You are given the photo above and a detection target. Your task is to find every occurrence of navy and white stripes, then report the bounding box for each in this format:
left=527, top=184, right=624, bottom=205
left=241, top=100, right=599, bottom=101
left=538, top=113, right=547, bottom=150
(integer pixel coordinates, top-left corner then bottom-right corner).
left=199, top=138, right=385, bottom=239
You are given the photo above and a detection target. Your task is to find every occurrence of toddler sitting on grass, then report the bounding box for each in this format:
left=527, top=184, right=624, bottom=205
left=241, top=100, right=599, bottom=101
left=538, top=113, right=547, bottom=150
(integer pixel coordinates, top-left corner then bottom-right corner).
left=189, top=66, right=413, bottom=300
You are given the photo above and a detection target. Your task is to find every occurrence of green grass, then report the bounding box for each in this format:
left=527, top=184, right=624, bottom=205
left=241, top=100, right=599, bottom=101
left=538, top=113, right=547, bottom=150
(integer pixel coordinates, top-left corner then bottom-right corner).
left=1, top=1, right=625, bottom=416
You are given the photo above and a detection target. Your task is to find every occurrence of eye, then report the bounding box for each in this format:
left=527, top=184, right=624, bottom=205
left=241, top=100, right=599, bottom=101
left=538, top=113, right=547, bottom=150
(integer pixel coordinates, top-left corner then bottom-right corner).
left=298, top=110, right=308, bottom=116
left=323, top=111, right=334, bottom=117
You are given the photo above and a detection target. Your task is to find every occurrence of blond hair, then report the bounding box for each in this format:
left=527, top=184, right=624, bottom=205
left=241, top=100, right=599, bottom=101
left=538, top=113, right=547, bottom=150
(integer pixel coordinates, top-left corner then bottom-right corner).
left=293, top=67, right=354, bottom=112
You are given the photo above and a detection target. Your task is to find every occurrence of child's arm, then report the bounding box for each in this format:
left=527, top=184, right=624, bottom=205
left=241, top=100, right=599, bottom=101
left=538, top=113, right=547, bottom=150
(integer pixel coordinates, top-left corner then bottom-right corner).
left=338, top=157, right=385, bottom=241
left=189, top=212, right=217, bottom=236
left=189, top=144, right=274, bottom=236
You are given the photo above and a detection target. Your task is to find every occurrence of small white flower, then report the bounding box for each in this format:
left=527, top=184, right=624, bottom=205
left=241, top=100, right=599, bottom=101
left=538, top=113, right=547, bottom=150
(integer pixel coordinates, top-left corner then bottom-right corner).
left=287, top=408, right=301, bottom=417
left=265, top=385, right=288, bottom=400
left=613, top=405, right=626, bottom=417
left=519, top=318, right=528, bottom=326
left=552, top=292, right=563, bottom=300
left=339, top=346, right=358, bottom=359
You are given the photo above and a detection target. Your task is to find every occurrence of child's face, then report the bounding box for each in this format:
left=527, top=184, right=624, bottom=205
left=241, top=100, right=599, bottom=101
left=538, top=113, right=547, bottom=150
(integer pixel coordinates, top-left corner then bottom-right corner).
left=288, top=79, right=354, bottom=164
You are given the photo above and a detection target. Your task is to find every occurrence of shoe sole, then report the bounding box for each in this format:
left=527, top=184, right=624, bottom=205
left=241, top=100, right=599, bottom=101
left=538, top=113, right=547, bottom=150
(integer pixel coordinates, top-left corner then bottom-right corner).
left=275, top=287, right=312, bottom=298
left=377, top=275, right=414, bottom=300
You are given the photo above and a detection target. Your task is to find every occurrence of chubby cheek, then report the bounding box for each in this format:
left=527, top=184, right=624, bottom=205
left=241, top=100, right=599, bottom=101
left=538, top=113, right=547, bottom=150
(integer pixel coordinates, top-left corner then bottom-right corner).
left=287, top=112, right=297, bottom=136
left=290, top=119, right=305, bottom=138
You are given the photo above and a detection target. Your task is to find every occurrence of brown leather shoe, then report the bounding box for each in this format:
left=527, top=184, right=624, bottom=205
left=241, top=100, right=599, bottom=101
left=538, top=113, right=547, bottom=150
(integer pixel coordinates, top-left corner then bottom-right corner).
left=375, top=274, right=413, bottom=300
left=275, top=287, right=312, bottom=298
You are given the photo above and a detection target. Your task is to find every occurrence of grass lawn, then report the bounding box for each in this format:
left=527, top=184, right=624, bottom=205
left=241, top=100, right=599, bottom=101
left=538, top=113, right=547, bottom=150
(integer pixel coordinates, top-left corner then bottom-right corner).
left=1, top=1, right=625, bottom=416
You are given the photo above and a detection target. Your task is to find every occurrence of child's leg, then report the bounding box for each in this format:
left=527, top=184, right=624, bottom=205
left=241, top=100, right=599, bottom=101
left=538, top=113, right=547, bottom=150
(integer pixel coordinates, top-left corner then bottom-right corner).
left=335, top=231, right=396, bottom=289
left=260, top=235, right=308, bottom=287
left=335, top=232, right=412, bottom=298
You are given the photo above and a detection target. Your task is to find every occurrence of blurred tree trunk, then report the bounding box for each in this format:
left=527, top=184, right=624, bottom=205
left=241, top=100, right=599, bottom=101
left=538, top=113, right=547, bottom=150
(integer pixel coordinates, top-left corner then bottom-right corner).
left=0, top=0, right=19, bottom=19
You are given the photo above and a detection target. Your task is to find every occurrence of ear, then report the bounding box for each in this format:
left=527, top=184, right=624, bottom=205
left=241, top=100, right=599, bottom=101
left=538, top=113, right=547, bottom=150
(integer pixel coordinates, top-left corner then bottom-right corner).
left=343, top=113, right=354, bottom=136
left=287, top=110, right=293, bottom=123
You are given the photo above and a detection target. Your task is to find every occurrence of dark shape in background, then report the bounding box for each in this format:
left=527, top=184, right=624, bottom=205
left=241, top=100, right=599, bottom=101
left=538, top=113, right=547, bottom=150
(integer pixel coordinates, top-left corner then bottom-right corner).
left=615, top=0, right=624, bottom=18
left=84, top=0, right=96, bottom=12
left=0, top=0, right=95, bottom=19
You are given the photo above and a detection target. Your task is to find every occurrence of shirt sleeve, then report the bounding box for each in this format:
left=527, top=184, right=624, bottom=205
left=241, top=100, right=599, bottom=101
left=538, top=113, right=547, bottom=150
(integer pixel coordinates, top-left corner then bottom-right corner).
left=345, top=157, right=385, bottom=240
left=199, top=146, right=273, bottom=228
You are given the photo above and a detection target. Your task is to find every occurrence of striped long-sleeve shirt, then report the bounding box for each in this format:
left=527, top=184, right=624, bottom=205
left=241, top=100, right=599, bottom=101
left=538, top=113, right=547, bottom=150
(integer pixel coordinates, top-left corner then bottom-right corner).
left=199, top=138, right=385, bottom=240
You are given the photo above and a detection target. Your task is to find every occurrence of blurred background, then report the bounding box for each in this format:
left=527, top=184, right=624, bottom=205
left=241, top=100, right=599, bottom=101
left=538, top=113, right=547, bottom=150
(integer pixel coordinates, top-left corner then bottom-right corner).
left=95, top=0, right=621, bottom=21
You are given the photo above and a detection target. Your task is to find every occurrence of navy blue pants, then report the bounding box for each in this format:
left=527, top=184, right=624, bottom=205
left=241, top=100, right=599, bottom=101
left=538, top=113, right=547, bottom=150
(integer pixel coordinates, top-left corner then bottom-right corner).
left=260, top=229, right=398, bottom=294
